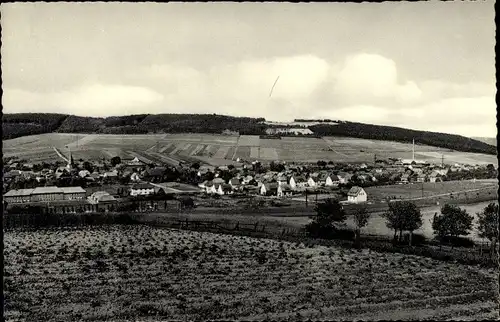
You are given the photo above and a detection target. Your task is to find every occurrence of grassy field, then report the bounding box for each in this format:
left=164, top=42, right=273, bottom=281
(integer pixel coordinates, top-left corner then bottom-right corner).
left=4, top=225, right=498, bottom=321
left=364, top=180, right=498, bottom=201
left=3, top=133, right=497, bottom=166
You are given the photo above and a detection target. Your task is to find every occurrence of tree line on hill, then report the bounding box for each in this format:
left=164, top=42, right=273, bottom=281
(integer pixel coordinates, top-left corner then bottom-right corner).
left=2, top=114, right=68, bottom=140
left=308, top=121, right=496, bottom=155
left=2, top=113, right=267, bottom=138
left=3, top=113, right=495, bottom=155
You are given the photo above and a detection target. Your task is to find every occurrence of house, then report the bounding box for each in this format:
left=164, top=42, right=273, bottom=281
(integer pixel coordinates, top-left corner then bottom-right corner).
left=241, top=175, right=254, bottom=185
left=337, top=172, right=352, bottom=184
left=78, top=170, right=91, bottom=178
left=103, top=170, right=119, bottom=182
left=60, top=187, right=87, bottom=200
left=145, top=167, right=166, bottom=181
left=204, top=181, right=217, bottom=194
left=276, top=176, right=288, bottom=186
left=3, top=170, right=22, bottom=181
left=88, top=191, right=117, bottom=204
left=429, top=172, right=443, bottom=183
left=307, top=176, right=317, bottom=187
left=325, top=174, right=340, bottom=187
left=260, top=183, right=279, bottom=196
left=222, top=184, right=233, bottom=195
left=416, top=174, right=427, bottom=183
left=3, top=189, right=35, bottom=204
left=130, top=172, right=141, bottom=182
left=229, top=178, right=241, bottom=189
left=90, top=172, right=101, bottom=181
left=214, top=183, right=225, bottom=195
left=130, top=183, right=155, bottom=196
left=213, top=177, right=225, bottom=185
left=347, top=186, right=367, bottom=203
left=277, top=184, right=293, bottom=198
left=400, top=173, right=410, bottom=184
left=290, top=176, right=307, bottom=190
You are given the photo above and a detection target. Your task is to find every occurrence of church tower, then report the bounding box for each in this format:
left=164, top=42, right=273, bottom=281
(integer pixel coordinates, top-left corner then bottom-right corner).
left=66, top=147, right=74, bottom=170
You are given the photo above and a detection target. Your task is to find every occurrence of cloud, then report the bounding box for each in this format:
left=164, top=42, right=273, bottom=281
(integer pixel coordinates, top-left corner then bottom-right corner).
left=2, top=84, right=164, bottom=116
left=330, top=53, right=423, bottom=106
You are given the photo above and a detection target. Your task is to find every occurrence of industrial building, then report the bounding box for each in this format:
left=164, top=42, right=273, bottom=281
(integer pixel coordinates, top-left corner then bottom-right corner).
left=4, top=186, right=86, bottom=204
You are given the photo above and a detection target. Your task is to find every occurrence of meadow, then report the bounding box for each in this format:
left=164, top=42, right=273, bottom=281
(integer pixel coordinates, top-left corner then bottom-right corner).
left=4, top=226, right=498, bottom=321
left=3, top=133, right=498, bottom=166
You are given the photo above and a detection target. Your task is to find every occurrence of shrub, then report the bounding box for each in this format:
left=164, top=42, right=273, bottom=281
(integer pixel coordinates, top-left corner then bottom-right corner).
left=437, top=236, right=475, bottom=248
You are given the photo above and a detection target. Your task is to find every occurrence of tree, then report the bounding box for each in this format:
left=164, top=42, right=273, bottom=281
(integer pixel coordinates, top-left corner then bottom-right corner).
left=477, top=203, right=499, bottom=255
left=316, top=160, right=327, bottom=168
left=191, top=162, right=201, bottom=170
left=382, top=201, right=422, bottom=245
left=203, top=171, right=215, bottom=182
left=432, top=204, right=474, bottom=245
left=353, top=206, right=370, bottom=248
left=305, top=198, right=346, bottom=239
left=110, top=156, right=121, bottom=167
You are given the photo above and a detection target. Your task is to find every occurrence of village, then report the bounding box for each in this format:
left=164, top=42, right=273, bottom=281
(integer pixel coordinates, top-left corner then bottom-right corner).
left=2, top=143, right=497, bottom=215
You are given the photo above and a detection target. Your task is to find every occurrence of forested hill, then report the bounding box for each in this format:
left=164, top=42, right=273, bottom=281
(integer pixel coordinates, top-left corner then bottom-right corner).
left=309, top=121, right=497, bottom=155
left=2, top=113, right=267, bottom=139
left=2, top=113, right=496, bottom=155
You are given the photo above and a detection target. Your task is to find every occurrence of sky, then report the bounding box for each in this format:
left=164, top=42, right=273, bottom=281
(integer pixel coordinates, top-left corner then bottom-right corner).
left=1, top=2, right=496, bottom=137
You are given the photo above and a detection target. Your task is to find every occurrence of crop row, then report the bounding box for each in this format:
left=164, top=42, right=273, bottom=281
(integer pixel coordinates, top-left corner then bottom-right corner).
left=4, top=226, right=498, bottom=321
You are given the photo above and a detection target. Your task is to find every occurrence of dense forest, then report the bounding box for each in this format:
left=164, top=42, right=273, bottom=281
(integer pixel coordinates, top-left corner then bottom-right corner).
left=2, top=114, right=68, bottom=140
left=309, top=121, right=496, bottom=155
left=2, top=113, right=267, bottom=138
left=2, top=113, right=495, bottom=155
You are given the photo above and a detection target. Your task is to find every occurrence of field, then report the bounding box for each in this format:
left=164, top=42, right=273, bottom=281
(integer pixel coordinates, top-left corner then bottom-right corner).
left=4, top=226, right=498, bottom=321
left=3, top=133, right=497, bottom=166
left=364, top=179, right=498, bottom=201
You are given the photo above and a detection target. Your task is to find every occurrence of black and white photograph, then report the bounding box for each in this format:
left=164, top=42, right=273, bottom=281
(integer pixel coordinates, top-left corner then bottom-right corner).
left=1, top=2, right=499, bottom=321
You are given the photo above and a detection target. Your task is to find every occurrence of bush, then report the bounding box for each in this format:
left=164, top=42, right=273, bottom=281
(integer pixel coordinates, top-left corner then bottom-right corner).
left=437, top=236, right=475, bottom=248
left=401, top=233, right=427, bottom=246
left=331, top=228, right=355, bottom=241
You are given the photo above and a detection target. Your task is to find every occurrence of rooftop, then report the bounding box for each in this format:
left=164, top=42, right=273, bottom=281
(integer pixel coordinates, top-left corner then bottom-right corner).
left=32, top=186, right=64, bottom=195
left=4, top=189, right=35, bottom=197
left=60, top=187, right=86, bottom=194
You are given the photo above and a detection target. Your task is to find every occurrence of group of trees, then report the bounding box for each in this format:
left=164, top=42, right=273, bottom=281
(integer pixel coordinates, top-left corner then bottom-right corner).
left=3, top=113, right=268, bottom=138
left=3, top=113, right=69, bottom=139
left=306, top=198, right=499, bottom=252
left=309, top=121, right=496, bottom=155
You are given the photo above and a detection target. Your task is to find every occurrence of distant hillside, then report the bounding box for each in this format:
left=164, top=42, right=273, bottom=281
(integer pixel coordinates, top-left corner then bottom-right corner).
left=2, top=113, right=68, bottom=140
left=2, top=113, right=267, bottom=139
left=472, top=137, right=497, bottom=147
left=2, top=113, right=496, bottom=155
left=309, top=121, right=496, bottom=155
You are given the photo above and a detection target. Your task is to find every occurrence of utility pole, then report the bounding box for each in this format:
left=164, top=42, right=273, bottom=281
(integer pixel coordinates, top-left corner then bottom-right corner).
left=441, top=154, right=444, bottom=168
left=374, top=154, right=377, bottom=166
left=305, top=189, right=308, bottom=207
left=421, top=182, right=424, bottom=198
left=412, top=138, right=415, bottom=161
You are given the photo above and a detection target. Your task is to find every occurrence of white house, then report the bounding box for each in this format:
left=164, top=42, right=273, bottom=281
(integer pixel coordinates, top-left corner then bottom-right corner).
left=289, top=176, right=307, bottom=190
left=214, top=183, right=225, bottom=195
left=260, top=183, right=278, bottom=196
left=130, top=172, right=141, bottom=182
left=325, top=174, right=340, bottom=187
left=205, top=183, right=217, bottom=194
left=347, top=186, right=367, bottom=203
left=130, top=183, right=155, bottom=196
left=307, top=177, right=317, bottom=187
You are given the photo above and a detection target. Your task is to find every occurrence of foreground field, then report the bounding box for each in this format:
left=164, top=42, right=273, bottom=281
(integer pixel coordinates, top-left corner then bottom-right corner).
left=4, top=226, right=498, bottom=321
left=3, top=133, right=497, bottom=166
